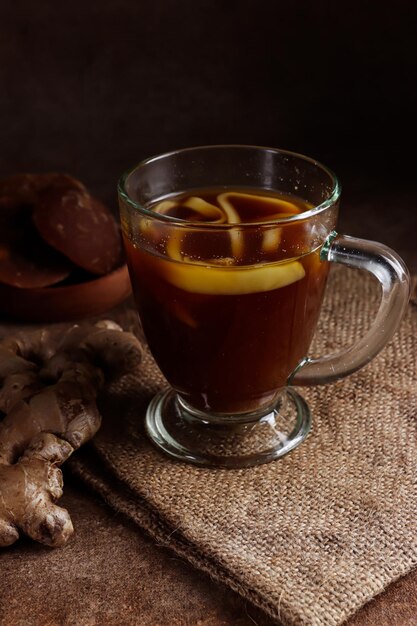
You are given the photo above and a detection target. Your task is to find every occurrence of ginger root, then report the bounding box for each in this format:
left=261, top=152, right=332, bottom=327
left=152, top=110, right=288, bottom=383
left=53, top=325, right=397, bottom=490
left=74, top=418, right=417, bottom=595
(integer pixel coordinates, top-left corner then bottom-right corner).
left=0, top=320, right=142, bottom=548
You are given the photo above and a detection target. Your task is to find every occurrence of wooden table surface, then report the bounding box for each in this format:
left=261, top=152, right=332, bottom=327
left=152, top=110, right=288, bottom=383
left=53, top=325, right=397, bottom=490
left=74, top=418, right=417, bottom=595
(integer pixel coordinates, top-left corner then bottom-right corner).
left=1, top=182, right=416, bottom=626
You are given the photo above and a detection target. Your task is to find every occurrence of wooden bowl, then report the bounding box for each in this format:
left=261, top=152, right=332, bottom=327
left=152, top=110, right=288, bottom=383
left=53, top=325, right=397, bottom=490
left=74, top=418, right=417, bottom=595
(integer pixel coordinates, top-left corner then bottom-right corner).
left=0, top=264, right=132, bottom=322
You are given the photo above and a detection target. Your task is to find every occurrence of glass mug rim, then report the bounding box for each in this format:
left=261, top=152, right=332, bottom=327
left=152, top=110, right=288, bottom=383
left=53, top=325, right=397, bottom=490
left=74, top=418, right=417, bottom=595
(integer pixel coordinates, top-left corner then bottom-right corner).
left=118, top=144, right=341, bottom=229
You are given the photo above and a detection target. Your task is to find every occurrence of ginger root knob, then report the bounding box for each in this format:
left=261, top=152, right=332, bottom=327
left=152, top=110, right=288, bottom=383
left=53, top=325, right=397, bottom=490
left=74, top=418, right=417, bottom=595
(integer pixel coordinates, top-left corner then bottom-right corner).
left=0, top=320, right=143, bottom=547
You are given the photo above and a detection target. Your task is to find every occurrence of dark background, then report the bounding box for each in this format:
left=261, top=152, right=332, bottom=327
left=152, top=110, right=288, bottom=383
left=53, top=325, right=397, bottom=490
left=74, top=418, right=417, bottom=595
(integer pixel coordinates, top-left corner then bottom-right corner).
left=1, top=0, right=416, bottom=259
left=0, top=5, right=417, bottom=625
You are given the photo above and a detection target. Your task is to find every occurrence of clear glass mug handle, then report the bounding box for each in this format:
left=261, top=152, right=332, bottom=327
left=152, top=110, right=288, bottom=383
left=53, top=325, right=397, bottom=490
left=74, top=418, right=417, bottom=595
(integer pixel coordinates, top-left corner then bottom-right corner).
left=289, top=231, right=411, bottom=386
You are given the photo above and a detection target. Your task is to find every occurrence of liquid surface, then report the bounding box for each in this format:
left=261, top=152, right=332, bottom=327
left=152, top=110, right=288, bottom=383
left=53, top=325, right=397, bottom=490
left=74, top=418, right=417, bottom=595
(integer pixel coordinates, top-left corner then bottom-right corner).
left=124, top=188, right=329, bottom=413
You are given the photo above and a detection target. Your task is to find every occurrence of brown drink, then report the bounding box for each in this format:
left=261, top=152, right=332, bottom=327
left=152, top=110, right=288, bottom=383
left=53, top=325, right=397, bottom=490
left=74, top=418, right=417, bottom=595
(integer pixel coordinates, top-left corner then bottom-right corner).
left=124, top=188, right=329, bottom=414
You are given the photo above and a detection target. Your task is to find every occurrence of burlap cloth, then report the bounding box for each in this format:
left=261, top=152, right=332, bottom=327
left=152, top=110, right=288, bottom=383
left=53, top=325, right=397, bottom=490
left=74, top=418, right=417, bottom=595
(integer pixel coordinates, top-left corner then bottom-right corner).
left=70, top=267, right=417, bottom=626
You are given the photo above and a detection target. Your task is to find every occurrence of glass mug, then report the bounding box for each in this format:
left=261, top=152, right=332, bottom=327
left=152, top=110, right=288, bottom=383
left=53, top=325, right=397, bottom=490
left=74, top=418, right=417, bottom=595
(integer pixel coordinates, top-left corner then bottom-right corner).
left=118, top=146, right=410, bottom=468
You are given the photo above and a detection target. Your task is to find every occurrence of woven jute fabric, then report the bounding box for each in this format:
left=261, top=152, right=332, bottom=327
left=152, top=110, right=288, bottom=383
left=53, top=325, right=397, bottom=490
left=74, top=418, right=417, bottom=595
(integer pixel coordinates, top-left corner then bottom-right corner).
left=70, top=267, right=417, bottom=626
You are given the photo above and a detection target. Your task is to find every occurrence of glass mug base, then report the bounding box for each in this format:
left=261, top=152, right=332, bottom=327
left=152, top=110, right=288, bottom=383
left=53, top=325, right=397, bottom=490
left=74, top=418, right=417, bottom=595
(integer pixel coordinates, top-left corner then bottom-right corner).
left=146, top=388, right=312, bottom=468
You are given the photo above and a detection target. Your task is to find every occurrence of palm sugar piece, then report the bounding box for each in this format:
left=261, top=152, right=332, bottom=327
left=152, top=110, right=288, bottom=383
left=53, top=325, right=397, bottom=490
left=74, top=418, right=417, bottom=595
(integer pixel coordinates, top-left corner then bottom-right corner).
left=0, top=173, right=86, bottom=205
left=33, top=188, right=123, bottom=275
left=0, top=172, right=86, bottom=205
left=0, top=198, right=72, bottom=288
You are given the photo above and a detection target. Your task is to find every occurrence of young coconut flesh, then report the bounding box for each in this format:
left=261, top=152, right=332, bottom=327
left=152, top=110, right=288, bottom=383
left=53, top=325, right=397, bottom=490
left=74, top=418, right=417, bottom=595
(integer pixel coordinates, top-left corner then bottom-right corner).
left=151, top=192, right=306, bottom=296
left=0, top=321, right=142, bottom=548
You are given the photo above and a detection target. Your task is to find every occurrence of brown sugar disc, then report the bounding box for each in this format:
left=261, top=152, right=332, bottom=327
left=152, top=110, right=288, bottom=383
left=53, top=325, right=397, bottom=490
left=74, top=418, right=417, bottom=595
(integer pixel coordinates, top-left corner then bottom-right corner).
left=0, top=173, right=86, bottom=205
left=33, top=188, right=123, bottom=275
left=0, top=198, right=73, bottom=288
